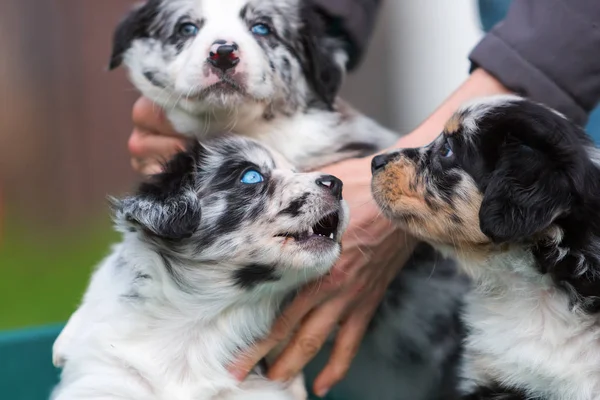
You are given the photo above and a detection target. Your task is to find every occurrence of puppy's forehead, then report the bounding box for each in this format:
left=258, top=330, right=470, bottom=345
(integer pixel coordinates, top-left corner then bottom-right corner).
left=205, top=137, right=276, bottom=170
left=443, top=94, right=524, bottom=138
left=238, top=0, right=301, bottom=19
left=158, top=0, right=301, bottom=18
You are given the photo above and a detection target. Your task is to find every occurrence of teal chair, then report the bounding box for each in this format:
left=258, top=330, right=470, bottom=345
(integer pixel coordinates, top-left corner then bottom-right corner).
left=0, top=324, right=324, bottom=400
left=0, top=325, right=63, bottom=400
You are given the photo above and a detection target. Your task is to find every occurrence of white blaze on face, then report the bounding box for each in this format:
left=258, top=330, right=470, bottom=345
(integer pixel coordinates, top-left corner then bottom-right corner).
left=171, top=0, right=273, bottom=99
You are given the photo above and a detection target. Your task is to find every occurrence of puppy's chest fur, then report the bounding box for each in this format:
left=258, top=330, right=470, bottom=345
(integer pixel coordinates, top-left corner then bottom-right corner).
left=53, top=245, right=295, bottom=400
left=168, top=102, right=396, bottom=171
left=460, top=257, right=600, bottom=400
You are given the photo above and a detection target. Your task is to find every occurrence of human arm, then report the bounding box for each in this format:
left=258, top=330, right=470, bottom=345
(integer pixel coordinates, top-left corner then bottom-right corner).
left=225, top=68, right=512, bottom=398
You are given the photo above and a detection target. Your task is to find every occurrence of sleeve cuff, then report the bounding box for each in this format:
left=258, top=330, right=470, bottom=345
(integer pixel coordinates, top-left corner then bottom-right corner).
left=470, top=32, right=588, bottom=126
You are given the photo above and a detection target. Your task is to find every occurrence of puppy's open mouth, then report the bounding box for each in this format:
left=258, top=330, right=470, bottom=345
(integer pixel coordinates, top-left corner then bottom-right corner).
left=275, top=211, right=340, bottom=243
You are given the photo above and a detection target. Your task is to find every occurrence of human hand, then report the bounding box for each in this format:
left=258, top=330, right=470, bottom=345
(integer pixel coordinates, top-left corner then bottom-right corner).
left=229, top=154, right=418, bottom=398
left=127, top=97, right=415, bottom=397
left=128, top=97, right=187, bottom=175
left=228, top=67, right=511, bottom=396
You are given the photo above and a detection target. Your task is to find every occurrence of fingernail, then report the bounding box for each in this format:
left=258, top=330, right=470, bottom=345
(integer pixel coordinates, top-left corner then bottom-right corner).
left=316, top=387, right=330, bottom=398
left=144, top=165, right=162, bottom=176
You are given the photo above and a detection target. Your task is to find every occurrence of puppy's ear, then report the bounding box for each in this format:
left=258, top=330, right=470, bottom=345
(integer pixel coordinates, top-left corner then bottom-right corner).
left=299, top=5, right=347, bottom=109
left=112, top=146, right=202, bottom=240
left=479, top=142, right=572, bottom=243
left=109, top=1, right=159, bottom=70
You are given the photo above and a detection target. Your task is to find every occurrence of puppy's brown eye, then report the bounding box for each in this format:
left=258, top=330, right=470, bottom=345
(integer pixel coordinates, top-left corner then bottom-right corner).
left=440, top=141, right=453, bottom=158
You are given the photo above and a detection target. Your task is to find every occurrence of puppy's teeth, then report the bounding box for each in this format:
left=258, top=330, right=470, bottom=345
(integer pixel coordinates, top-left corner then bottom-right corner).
left=308, top=227, right=314, bottom=235
left=329, top=233, right=334, bottom=239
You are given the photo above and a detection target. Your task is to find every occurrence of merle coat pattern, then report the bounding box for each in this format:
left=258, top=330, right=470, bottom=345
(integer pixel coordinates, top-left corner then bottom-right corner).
left=108, top=0, right=397, bottom=170
left=52, top=137, right=349, bottom=400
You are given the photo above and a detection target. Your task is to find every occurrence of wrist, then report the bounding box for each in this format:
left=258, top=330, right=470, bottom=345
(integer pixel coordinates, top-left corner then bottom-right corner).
left=391, top=68, right=512, bottom=150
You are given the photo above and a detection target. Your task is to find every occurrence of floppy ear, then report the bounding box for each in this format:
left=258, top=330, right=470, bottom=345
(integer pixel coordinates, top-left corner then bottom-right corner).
left=112, top=149, right=201, bottom=240
left=299, top=5, right=346, bottom=109
left=479, top=143, right=572, bottom=243
left=109, top=1, right=159, bottom=70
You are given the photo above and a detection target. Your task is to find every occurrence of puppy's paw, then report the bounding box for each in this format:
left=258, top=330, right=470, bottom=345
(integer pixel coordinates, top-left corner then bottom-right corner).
left=52, top=331, right=69, bottom=368
left=52, top=308, right=85, bottom=368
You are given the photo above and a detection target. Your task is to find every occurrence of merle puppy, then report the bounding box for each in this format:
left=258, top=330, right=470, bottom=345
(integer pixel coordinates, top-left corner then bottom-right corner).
left=109, top=0, right=397, bottom=170
left=51, top=137, right=349, bottom=400
left=372, top=95, right=600, bottom=400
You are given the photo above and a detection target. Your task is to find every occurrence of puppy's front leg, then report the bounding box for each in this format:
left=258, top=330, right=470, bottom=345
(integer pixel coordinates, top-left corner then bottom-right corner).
left=53, top=308, right=85, bottom=367
left=216, top=373, right=306, bottom=400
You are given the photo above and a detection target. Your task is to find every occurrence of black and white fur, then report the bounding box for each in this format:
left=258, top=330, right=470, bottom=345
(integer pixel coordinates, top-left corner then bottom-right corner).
left=90, top=1, right=468, bottom=399
left=109, top=0, right=398, bottom=170
left=372, top=95, right=600, bottom=400
left=52, top=137, right=349, bottom=400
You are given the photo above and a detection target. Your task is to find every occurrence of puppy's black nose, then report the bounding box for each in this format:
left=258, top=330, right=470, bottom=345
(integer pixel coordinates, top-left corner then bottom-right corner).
left=208, top=40, right=240, bottom=71
left=371, top=154, right=391, bottom=174
left=316, top=175, right=343, bottom=200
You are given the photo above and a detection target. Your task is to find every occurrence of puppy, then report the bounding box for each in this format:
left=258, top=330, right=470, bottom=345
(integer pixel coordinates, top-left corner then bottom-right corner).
left=372, top=95, right=600, bottom=400
left=108, top=0, right=398, bottom=170
left=51, top=137, right=349, bottom=400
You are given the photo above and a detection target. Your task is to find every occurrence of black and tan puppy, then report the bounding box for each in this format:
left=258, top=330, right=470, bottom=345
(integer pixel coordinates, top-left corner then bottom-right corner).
left=372, top=95, right=600, bottom=400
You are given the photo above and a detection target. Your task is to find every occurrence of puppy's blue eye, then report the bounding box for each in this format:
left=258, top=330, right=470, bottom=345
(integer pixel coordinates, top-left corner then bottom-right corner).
left=251, top=23, right=271, bottom=36
left=178, top=23, right=199, bottom=37
left=441, top=142, right=453, bottom=158
left=241, top=169, right=264, bottom=184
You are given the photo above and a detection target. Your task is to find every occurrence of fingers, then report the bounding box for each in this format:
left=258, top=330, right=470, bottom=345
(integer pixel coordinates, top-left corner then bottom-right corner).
left=129, top=97, right=186, bottom=175
left=129, top=130, right=186, bottom=175
left=130, top=157, right=162, bottom=176
left=266, top=288, right=356, bottom=383
left=228, top=311, right=296, bottom=381
left=312, top=290, right=384, bottom=397
left=132, top=97, right=178, bottom=136
left=228, top=228, right=412, bottom=385
left=228, top=283, right=332, bottom=381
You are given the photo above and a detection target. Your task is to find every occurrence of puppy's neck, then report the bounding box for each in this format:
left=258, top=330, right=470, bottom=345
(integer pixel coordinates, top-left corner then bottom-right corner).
left=167, top=99, right=397, bottom=171
left=445, top=215, right=600, bottom=314
left=114, top=237, right=286, bottom=371
left=446, top=245, right=538, bottom=290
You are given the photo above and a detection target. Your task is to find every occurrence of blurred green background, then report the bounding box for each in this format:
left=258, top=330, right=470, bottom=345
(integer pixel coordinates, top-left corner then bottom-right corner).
left=0, top=216, right=118, bottom=330
left=0, top=0, right=139, bottom=331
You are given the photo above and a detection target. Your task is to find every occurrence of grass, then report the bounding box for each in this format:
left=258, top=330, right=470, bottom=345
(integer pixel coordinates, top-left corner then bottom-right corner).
left=0, top=215, right=119, bottom=330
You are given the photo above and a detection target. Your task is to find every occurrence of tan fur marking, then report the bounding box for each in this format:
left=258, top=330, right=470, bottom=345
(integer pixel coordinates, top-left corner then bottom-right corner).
left=444, top=114, right=461, bottom=135
left=373, top=158, right=491, bottom=252
left=373, top=158, right=425, bottom=213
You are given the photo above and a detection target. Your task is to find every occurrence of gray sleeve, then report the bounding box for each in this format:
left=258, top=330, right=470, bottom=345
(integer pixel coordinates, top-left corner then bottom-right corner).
left=469, top=0, right=600, bottom=126
left=310, top=0, right=382, bottom=71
